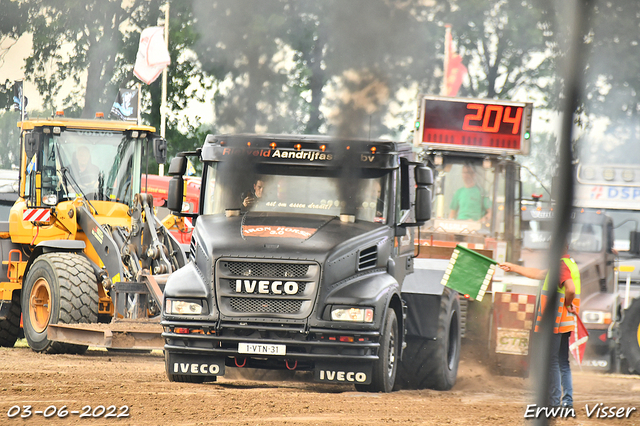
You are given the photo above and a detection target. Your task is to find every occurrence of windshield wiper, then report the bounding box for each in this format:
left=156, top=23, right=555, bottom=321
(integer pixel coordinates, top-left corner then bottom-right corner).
left=98, top=172, right=104, bottom=201
left=53, top=142, right=98, bottom=214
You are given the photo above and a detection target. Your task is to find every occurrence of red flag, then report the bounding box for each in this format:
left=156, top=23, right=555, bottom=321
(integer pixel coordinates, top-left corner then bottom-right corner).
left=569, top=314, right=589, bottom=365
left=443, top=25, right=468, bottom=97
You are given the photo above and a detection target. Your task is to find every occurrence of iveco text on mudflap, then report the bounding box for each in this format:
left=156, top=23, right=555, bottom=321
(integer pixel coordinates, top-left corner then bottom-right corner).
left=160, top=134, right=461, bottom=392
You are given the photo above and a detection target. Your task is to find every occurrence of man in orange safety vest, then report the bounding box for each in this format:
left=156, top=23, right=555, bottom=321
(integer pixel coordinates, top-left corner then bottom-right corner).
left=500, top=249, right=580, bottom=409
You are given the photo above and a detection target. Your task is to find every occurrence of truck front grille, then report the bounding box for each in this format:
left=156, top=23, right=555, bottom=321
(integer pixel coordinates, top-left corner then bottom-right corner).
left=216, top=259, right=320, bottom=319
left=228, top=297, right=303, bottom=314
left=227, top=261, right=309, bottom=278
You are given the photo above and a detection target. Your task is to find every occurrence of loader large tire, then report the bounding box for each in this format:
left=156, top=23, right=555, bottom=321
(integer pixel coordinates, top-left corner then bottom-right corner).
left=620, top=297, right=640, bottom=374
left=21, top=253, right=98, bottom=354
left=0, top=291, right=22, bottom=347
left=395, top=288, right=461, bottom=390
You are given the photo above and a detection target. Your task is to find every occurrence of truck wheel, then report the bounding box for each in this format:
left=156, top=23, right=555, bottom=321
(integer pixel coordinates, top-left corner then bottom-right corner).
left=21, top=253, right=98, bottom=354
left=395, top=288, right=461, bottom=390
left=0, top=291, right=22, bottom=347
left=620, top=297, right=640, bottom=374
left=355, top=307, right=398, bottom=393
left=164, top=352, right=217, bottom=383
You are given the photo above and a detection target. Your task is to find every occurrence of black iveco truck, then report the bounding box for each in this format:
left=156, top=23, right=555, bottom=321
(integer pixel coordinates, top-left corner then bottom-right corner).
left=161, top=134, right=460, bottom=392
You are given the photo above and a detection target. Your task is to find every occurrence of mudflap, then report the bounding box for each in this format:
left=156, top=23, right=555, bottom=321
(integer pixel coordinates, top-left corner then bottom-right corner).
left=166, top=352, right=226, bottom=377
left=578, top=328, right=613, bottom=371
left=314, top=362, right=372, bottom=385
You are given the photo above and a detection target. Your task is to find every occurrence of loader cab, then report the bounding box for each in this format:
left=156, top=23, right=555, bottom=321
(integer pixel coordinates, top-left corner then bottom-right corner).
left=19, top=119, right=160, bottom=208
left=421, top=152, right=522, bottom=262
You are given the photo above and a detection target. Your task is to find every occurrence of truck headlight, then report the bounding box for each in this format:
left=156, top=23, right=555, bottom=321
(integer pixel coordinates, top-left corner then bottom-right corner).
left=165, top=299, right=204, bottom=315
left=581, top=310, right=611, bottom=324
left=331, top=307, right=374, bottom=323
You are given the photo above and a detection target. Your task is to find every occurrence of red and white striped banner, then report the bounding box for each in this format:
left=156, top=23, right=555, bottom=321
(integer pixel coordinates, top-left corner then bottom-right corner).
left=23, top=208, right=51, bottom=222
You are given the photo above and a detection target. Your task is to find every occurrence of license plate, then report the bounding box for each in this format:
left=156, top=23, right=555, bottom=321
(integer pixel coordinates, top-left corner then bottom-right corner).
left=238, top=342, right=286, bottom=355
left=495, top=327, right=530, bottom=355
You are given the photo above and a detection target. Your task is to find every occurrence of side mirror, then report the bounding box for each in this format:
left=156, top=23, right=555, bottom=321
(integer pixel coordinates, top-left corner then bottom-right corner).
left=152, top=137, right=168, bottom=165
left=415, top=165, right=433, bottom=186
left=415, top=165, right=433, bottom=223
left=168, top=156, right=187, bottom=176
left=24, top=132, right=42, bottom=160
left=415, top=186, right=432, bottom=223
left=630, top=231, right=640, bottom=254
left=167, top=176, right=185, bottom=213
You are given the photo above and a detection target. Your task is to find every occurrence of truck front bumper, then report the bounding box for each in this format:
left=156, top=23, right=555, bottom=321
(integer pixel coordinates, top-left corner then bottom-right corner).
left=162, top=319, right=380, bottom=364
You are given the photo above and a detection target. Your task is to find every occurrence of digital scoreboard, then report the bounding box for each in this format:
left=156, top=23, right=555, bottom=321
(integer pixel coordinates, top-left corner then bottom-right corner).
left=413, top=96, right=533, bottom=155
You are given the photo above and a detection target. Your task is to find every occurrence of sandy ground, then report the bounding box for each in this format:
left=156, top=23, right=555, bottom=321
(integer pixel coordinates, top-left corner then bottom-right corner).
left=1, top=341, right=639, bottom=426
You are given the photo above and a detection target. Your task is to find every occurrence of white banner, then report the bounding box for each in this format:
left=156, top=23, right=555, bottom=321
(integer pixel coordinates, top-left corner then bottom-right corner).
left=133, top=27, right=170, bottom=85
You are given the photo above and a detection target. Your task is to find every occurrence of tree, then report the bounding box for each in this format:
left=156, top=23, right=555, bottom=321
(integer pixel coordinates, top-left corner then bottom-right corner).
left=18, top=0, right=207, bottom=170
left=0, top=0, right=28, bottom=109
left=117, top=0, right=209, bottom=168
left=23, top=0, right=129, bottom=117
left=284, top=0, right=441, bottom=138
left=191, top=0, right=440, bottom=139
left=434, top=0, right=558, bottom=105
left=192, top=0, right=293, bottom=133
left=574, top=1, right=640, bottom=163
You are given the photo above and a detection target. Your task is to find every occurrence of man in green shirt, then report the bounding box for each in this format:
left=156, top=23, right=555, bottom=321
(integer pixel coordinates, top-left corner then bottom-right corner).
left=449, top=165, right=491, bottom=221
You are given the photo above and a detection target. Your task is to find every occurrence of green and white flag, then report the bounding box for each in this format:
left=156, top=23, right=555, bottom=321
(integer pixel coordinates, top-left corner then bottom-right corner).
left=441, top=245, right=497, bottom=301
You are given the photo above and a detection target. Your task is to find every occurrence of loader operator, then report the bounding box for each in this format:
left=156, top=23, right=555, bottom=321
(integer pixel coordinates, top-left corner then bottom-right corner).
left=73, top=145, right=100, bottom=193
left=449, top=165, right=491, bottom=222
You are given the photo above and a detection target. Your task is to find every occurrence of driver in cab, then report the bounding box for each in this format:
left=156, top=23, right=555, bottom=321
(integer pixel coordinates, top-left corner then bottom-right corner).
left=449, top=165, right=491, bottom=222
left=242, top=178, right=265, bottom=209
left=74, top=145, right=100, bottom=193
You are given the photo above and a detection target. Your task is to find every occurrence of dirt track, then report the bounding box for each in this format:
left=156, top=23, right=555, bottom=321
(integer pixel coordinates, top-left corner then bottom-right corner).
left=1, top=341, right=640, bottom=425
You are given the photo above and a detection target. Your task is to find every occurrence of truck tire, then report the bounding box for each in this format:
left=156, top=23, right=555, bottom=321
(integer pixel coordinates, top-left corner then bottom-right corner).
left=620, top=297, right=640, bottom=374
left=355, top=307, right=399, bottom=393
left=21, top=253, right=98, bottom=354
left=164, top=351, right=217, bottom=383
left=395, top=288, right=461, bottom=390
left=0, top=291, right=22, bottom=347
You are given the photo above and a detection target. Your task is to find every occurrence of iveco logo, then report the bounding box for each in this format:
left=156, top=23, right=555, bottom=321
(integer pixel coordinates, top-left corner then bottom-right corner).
left=235, top=279, right=299, bottom=295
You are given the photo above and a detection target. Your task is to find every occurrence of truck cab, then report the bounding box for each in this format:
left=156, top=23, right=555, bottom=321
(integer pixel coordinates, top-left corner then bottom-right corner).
left=573, top=162, right=640, bottom=373
left=161, top=134, right=446, bottom=392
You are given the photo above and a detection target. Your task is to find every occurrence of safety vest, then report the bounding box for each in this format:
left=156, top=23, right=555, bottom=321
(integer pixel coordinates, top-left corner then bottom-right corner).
left=534, top=257, right=581, bottom=334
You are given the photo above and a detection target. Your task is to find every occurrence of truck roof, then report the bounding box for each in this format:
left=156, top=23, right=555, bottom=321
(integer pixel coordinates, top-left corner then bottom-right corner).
left=207, top=133, right=410, bottom=149
left=18, top=117, right=156, bottom=133
left=522, top=207, right=611, bottom=225
left=201, top=134, right=412, bottom=169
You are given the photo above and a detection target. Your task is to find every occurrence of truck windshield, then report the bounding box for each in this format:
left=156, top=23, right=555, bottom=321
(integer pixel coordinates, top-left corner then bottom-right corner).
left=202, top=163, right=391, bottom=223
left=523, top=221, right=604, bottom=253
left=603, top=210, right=640, bottom=252
left=40, top=130, right=141, bottom=205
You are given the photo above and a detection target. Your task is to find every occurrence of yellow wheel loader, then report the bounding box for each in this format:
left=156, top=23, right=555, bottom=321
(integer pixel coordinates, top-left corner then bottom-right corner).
left=0, top=114, right=185, bottom=353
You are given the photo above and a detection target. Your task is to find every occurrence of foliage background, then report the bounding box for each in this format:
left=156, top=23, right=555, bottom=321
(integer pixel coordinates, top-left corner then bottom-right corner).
left=1, top=0, right=638, bottom=189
